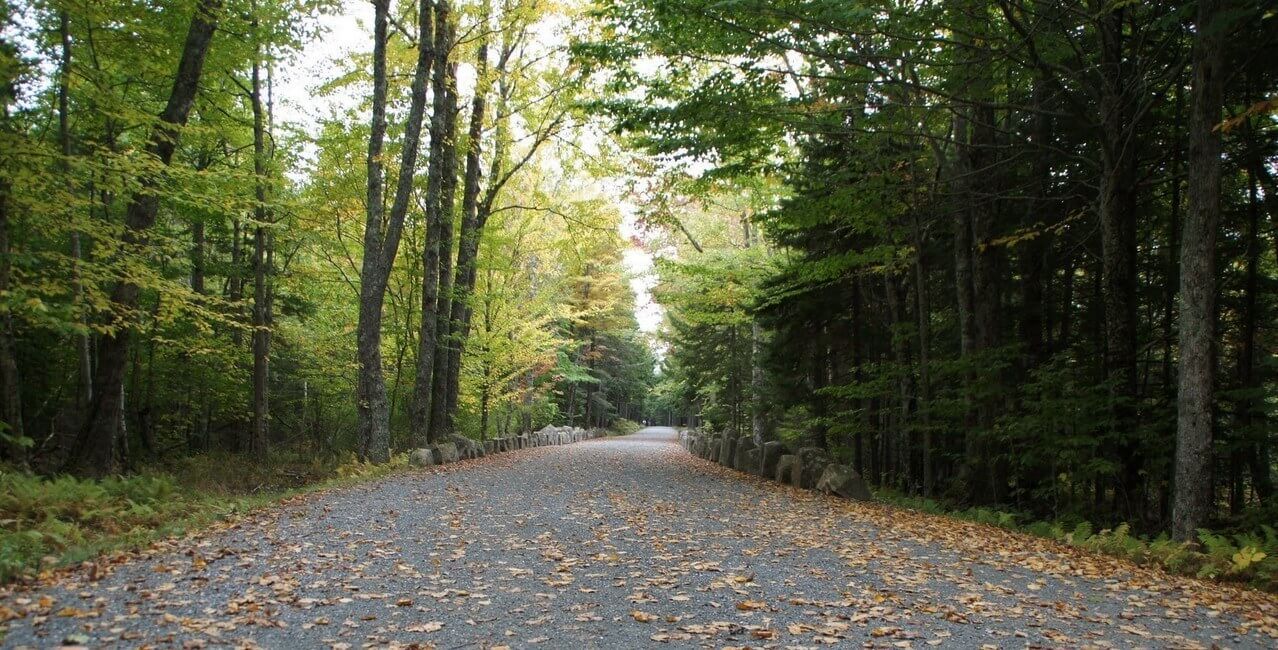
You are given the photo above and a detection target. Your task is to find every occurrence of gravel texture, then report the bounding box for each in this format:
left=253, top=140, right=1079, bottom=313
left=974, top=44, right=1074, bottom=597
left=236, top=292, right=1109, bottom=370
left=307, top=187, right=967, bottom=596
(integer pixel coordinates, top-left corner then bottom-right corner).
left=2, top=427, right=1275, bottom=649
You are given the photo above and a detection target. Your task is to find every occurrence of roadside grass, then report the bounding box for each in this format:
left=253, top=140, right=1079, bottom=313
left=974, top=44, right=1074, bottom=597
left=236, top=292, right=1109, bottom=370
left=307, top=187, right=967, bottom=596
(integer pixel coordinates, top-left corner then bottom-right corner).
left=876, top=489, right=1278, bottom=592
left=0, top=451, right=410, bottom=585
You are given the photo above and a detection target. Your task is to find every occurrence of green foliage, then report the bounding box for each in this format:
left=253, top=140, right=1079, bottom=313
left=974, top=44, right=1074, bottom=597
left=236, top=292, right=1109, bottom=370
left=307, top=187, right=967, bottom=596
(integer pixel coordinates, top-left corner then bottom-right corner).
left=585, top=0, right=1278, bottom=550
left=0, top=470, right=209, bottom=583
left=0, top=448, right=419, bottom=584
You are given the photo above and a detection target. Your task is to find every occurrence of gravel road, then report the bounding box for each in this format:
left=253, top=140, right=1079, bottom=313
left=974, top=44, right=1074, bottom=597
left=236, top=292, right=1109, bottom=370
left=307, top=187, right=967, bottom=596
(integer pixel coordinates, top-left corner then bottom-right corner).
left=3, top=426, right=1276, bottom=648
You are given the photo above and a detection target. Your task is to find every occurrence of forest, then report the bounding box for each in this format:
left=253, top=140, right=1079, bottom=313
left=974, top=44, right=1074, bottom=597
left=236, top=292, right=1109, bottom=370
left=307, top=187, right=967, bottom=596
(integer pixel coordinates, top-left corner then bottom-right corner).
left=1, top=0, right=1277, bottom=588
left=591, top=0, right=1278, bottom=546
left=0, top=0, right=657, bottom=578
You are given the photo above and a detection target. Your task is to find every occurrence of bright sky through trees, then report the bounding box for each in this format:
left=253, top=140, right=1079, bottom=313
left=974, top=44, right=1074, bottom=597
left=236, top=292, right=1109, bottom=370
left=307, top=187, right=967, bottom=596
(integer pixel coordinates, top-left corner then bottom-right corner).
left=274, top=0, right=663, bottom=335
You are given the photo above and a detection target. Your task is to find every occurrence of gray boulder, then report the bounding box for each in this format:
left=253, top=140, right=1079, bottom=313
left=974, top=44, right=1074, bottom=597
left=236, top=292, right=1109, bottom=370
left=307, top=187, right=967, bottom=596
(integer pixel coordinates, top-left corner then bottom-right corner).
left=743, top=448, right=761, bottom=476
left=718, top=435, right=737, bottom=467
left=449, top=435, right=483, bottom=459
left=408, top=448, right=435, bottom=467
left=760, top=441, right=786, bottom=478
left=796, top=447, right=830, bottom=488
left=776, top=454, right=800, bottom=485
left=733, top=437, right=757, bottom=471
left=706, top=435, right=721, bottom=463
left=431, top=441, right=460, bottom=464
left=816, top=464, right=874, bottom=501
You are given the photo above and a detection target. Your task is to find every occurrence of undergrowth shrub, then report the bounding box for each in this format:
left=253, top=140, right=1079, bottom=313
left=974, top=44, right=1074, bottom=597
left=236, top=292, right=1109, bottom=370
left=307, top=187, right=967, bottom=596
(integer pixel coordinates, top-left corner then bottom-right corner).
left=0, top=450, right=414, bottom=584
left=0, top=472, right=209, bottom=583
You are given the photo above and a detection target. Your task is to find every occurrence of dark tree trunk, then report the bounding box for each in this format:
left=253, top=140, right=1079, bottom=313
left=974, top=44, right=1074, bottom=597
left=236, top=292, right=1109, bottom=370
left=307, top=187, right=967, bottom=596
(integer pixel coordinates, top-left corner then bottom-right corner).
left=1021, top=80, right=1051, bottom=367
left=356, top=0, right=435, bottom=462
left=970, top=101, right=1004, bottom=503
left=911, top=213, right=933, bottom=496
left=355, top=0, right=391, bottom=462
left=1096, top=5, right=1143, bottom=520
left=1242, top=112, right=1273, bottom=503
left=59, top=10, right=92, bottom=410
left=70, top=0, right=222, bottom=477
left=411, top=1, right=453, bottom=445
left=441, top=24, right=491, bottom=439
left=249, top=14, right=270, bottom=455
left=1163, top=81, right=1183, bottom=398
left=429, top=59, right=461, bottom=442
left=952, top=110, right=985, bottom=501
left=1173, top=0, right=1226, bottom=542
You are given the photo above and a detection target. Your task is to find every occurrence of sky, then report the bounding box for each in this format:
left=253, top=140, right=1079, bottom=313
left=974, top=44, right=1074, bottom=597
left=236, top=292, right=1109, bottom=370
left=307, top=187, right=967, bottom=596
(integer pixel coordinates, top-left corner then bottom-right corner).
left=273, top=0, right=664, bottom=335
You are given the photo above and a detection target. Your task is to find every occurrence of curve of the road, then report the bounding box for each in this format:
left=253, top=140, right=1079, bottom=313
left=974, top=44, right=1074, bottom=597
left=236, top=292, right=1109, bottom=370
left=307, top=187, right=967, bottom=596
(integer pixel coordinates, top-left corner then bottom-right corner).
left=3, top=427, right=1276, bottom=648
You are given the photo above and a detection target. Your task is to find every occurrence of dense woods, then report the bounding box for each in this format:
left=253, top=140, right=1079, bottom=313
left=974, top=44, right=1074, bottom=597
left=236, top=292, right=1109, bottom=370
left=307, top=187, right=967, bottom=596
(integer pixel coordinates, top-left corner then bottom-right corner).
left=1, top=0, right=1277, bottom=587
left=579, top=0, right=1278, bottom=543
left=0, top=0, right=653, bottom=484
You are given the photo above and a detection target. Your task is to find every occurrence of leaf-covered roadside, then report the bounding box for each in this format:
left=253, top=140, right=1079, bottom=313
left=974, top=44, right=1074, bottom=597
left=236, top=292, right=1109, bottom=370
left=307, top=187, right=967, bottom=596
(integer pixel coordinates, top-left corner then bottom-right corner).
left=874, top=491, right=1278, bottom=592
left=0, top=452, right=411, bottom=585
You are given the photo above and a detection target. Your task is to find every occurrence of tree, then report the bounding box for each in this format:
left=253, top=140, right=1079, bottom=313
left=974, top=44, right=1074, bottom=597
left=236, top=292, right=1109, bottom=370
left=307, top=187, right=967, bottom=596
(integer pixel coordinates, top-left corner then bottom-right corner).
left=355, top=0, right=434, bottom=463
left=1173, top=0, right=1229, bottom=541
left=71, top=0, right=223, bottom=476
left=583, top=0, right=1277, bottom=535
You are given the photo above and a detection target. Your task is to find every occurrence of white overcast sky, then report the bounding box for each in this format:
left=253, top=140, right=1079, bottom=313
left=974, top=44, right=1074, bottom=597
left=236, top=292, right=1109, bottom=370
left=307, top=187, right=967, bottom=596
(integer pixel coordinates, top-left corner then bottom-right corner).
left=274, top=0, right=663, bottom=335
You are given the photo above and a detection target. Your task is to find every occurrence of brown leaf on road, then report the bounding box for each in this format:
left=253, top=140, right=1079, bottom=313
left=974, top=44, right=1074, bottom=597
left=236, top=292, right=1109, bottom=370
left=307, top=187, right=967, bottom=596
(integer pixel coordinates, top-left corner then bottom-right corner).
left=405, top=621, right=443, bottom=632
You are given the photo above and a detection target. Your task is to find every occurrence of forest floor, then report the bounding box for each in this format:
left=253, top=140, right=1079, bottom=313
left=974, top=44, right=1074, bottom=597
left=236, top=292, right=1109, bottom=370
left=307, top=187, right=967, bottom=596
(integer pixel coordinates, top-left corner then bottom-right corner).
left=2, top=427, right=1276, bottom=648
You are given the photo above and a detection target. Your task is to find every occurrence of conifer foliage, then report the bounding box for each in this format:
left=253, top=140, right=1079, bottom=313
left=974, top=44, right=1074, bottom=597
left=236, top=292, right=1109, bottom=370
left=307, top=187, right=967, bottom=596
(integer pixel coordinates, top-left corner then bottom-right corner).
left=581, top=0, right=1278, bottom=539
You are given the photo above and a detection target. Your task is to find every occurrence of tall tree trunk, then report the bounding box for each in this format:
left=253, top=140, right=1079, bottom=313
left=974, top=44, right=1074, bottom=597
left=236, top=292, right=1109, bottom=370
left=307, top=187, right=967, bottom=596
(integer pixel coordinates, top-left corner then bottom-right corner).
left=911, top=213, right=933, bottom=496
left=969, top=101, right=1004, bottom=503
left=428, top=58, right=460, bottom=442
left=1173, top=0, right=1226, bottom=542
left=952, top=110, right=984, bottom=500
left=1021, top=80, right=1051, bottom=367
left=1096, top=4, right=1143, bottom=520
left=1163, top=81, right=1183, bottom=399
left=441, top=13, right=491, bottom=438
left=59, top=10, right=92, bottom=410
left=189, top=213, right=208, bottom=451
left=356, top=0, right=391, bottom=462
left=411, top=1, right=453, bottom=445
left=885, top=269, right=912, bottom=490
left=249, top=9, right=270, bottom=455
left=356, top=0, right=435, bottom=462
left=1242, top=100, right=1273, bottom=503
left=70, top=0, right=222, bottom=477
